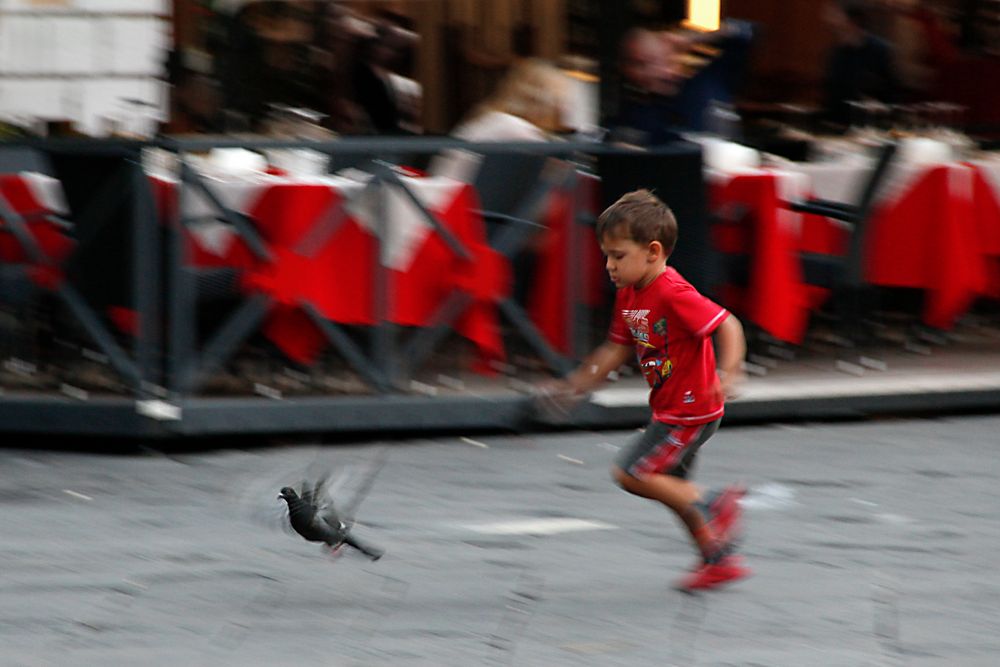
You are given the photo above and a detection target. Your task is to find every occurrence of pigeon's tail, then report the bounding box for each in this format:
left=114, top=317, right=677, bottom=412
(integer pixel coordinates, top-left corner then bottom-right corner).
left=343, top=531, right=384, bottom=561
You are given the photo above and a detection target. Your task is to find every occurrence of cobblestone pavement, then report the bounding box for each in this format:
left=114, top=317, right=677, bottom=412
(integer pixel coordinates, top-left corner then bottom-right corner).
left=3, top=414, right=1000, bottom=666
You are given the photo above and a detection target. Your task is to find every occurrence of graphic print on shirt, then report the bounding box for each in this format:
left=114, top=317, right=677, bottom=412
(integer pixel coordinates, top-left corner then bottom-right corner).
left=622, top=309, right=654, bottom=348
left=623, top=310, right=673, bottom=390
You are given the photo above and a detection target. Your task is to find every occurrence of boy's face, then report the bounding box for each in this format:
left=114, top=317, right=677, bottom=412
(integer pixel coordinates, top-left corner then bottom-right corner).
left=599, top=233, right=664, bottom=289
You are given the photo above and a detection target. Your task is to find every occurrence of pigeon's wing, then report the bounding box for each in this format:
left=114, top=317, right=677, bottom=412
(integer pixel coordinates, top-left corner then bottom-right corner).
left=311, top=448, right=386, bottom=530
left=313, top=468, right=350, bottom=508
left=340, top=446, right=388, bottom=524
left=318, top=502, right=345, bottom=535
left=317, top=466, right=355, bottom=505
left=314, top=468, right=351, bottom=531
left=302, top=470, right=332, bottom=510
left=299, top=479, right=313, bottom=506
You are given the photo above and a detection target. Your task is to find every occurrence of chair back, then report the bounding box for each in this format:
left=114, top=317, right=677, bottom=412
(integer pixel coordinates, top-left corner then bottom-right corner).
left=0, top=146, right=55, bottom=176
left=844, top=140, right=897, bottom=286
left=472, top=152, right=550, bottom=219
left=852, top=141, right=898, bottom=221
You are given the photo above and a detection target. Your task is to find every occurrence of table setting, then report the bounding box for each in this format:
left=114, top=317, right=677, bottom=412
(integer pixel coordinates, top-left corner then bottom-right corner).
left=703, top=109, right=1000, bottom=343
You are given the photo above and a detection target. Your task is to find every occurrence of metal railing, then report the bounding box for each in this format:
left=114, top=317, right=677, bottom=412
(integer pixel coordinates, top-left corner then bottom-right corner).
left=0, top=138, right=709, bottom=405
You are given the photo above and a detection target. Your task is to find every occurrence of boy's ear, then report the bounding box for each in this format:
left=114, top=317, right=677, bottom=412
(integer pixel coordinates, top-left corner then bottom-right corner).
left=647, top=240, right=665, bottom=260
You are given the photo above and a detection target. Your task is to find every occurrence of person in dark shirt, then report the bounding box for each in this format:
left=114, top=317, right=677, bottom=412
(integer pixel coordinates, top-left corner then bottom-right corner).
left=351, top=21, right=411, bottom=135
left=610, top=20, right=754, bottom=146
left=611, top=27, right=684, bottom=145
left=822, top=0, right=901, bottom=129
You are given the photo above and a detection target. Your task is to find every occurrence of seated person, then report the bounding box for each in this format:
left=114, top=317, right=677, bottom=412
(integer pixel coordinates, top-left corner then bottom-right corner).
left=609, top=19, right=755, bottom=145
left=428, top=58, right=570, bottom=183
left=351, top=19, right=414, bottom=135
left=161, top=49, right=224, bottom=135
left=881, top=0, right=957, bottom=101
left=822, top=0, right=901, bottom=129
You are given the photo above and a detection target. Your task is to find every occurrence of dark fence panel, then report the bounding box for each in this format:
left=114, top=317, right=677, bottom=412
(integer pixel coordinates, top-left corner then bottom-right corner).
left=0, top=136, right=716, bottom=436
left=596, top=144, right=718, bottom=295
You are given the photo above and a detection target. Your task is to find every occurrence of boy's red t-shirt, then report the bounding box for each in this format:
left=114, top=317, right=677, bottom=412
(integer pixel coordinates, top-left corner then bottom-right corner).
left=608, top=267, right=729, bottom=425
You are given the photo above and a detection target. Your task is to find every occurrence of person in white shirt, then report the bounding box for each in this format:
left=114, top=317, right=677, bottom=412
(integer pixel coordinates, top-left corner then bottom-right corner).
left=429, top=58, right=570, bottom=182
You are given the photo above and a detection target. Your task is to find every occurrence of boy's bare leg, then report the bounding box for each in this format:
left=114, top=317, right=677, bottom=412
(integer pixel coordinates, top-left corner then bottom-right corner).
left=612, top=467, right=719, bottom=559
left=613, top=466, right=699, bottom=507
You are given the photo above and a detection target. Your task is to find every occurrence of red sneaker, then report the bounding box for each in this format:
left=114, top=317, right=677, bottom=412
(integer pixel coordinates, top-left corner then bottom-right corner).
left=708, top=484, right=746, bottom=548
left=675, top=555, right=750, bottom=591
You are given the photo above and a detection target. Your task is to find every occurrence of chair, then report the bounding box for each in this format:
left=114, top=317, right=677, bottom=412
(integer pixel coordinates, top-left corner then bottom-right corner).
left=0, top=147, right=148, bottom=387
left=0, top=148, right=64, bottom=372
left=712, top=140, right=898, bottom=370
left=471, top=151, right=554, bottom=251
left=0, top=146, right=56, bottom=176
left=787, top=140, right=898, bottom=362
left=471, top=152, right=577, bottom=375
left=790, top=140, right=898, bottom=290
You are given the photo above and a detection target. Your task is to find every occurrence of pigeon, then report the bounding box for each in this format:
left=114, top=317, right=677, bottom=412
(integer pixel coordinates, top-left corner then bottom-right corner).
left=278, top=456, right=385, bottom=561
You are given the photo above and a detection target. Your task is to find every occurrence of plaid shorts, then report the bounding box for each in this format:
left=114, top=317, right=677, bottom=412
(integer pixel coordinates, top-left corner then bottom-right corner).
left=614, top=419, right=721, bottom=479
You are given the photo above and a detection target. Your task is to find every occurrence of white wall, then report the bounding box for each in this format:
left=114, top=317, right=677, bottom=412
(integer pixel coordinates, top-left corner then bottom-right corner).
left=0, top=0, right=171, bottom=136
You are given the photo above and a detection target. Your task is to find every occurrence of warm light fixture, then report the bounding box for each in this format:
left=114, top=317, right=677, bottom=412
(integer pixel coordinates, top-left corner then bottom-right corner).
left=685, top=0, right=721, bottom=32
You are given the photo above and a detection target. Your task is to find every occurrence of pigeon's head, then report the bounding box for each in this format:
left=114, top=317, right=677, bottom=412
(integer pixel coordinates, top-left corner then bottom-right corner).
left=278, top=487, right=299, bottom=503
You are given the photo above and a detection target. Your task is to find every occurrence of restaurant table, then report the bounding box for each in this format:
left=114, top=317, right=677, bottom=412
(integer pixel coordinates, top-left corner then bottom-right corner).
left=968, top=157, right=1000, bottom=297
left=863, top=161, right=987, bottom=329
left=709, top=167, right=816, bottom=343
left=154, top=170, right=509, bottom=369
left=709, top=154, right=997, bottom=343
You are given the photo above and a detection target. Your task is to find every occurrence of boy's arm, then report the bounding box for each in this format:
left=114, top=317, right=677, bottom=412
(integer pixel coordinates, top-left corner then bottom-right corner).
left=564, top=341, right=633, bottom=395
left=534, top=341, right=630, bottom=420
left=713, top=313, right=746, bottom=399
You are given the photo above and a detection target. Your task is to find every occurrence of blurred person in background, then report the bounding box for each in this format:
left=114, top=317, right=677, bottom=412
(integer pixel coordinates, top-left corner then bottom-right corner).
left=311, top=4, right=369, bottom=134
left=822, top=0, right=901, bottom=129
left=428, top=58, right=571, bottom=183
left=609, top=19, right=754, bottom=145
left=878, top=0, right=958, bottom=101
left=350, top=13, right=417, bottom=135
left=162, top=48, right=224, bottom=134
left=373, top=9, right=423, bottom=135
left=610, top=27, right=686, bottom=145
left=428, top=58, right=572, bottom=316
left=213, top=0, right=323, bottom=131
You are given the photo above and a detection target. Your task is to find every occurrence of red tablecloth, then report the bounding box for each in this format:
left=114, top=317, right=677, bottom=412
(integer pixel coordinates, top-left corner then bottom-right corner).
left=710, top=170, right=814, bottom=343
left=969, top=161, right=1000, bottom=296
left=864, top=163, right=988, bottom=329
left=156, top=175, right=509, bottom=367
left=0, top=173, right=74, bottom=288
left=527, top=173, right=606, bottom=354
left=709, top=160, right=997, bottom=340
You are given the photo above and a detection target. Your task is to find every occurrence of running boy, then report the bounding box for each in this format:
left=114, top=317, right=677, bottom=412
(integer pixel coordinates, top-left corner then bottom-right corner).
left=544, top=189, right=749, bottom=591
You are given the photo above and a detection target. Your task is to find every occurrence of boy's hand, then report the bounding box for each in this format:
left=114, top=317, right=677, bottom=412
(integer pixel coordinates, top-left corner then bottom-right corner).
left=533, top=378, right=586, bottom=422
left=715, top=368, right=746, bottom=401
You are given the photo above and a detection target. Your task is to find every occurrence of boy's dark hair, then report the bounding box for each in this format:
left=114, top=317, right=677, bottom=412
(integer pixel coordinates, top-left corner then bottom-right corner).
left=596, top=189, right=678, bottom=255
